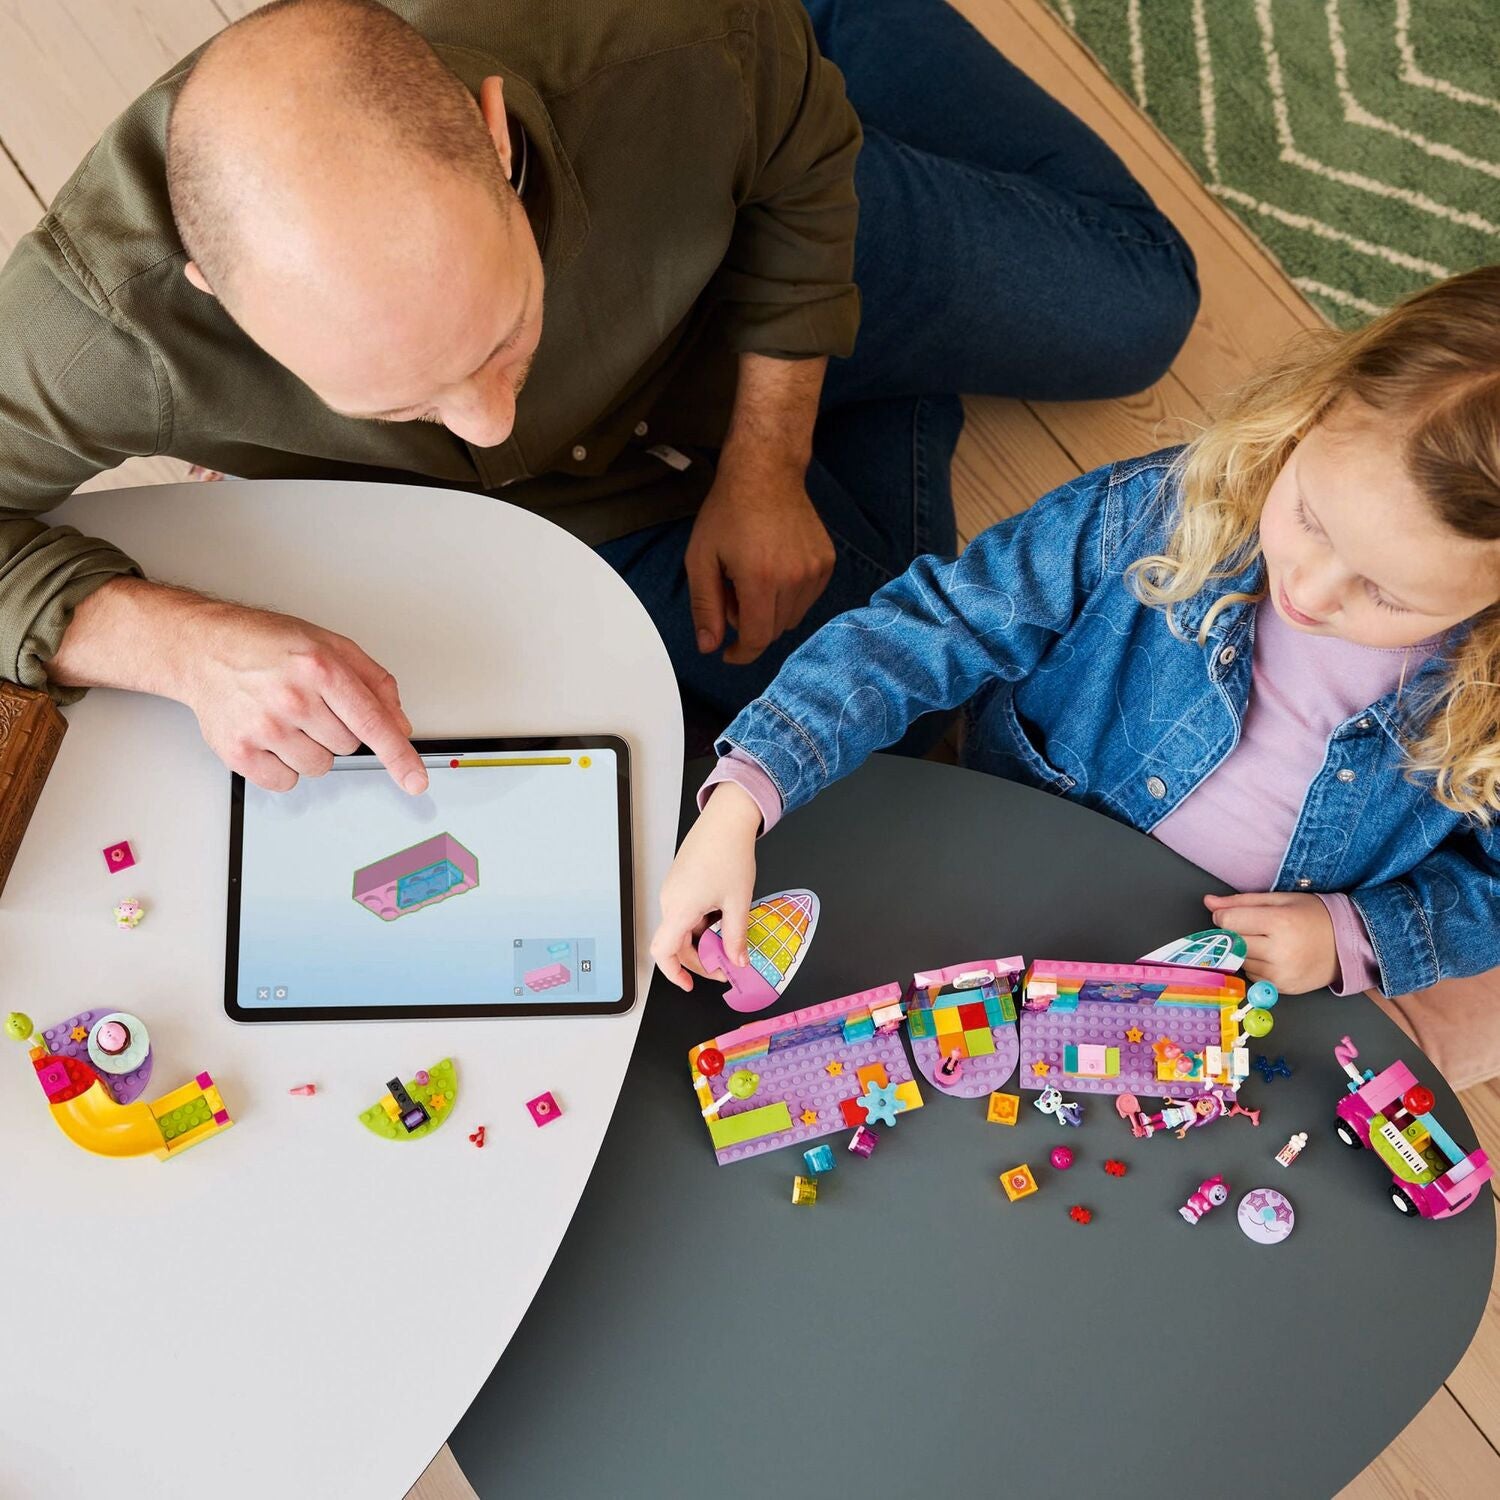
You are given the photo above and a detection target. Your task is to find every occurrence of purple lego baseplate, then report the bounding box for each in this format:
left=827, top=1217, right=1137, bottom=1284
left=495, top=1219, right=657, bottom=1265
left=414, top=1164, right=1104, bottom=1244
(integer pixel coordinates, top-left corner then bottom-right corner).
left=911, top=1030, right=1019, bottom=1099
left=1020, top=998, right=1236, bottom=1099
left=691, top=983, right=925, bottom=1165
left=40, top=1009, right=153, bottom=1105
left=906, top=958, right=1023, bottom=1099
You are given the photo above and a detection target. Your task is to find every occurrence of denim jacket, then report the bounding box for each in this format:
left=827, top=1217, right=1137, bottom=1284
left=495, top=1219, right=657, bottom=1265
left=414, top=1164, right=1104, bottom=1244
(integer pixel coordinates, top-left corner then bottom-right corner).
left=719, top=447, right=1500, bottom=996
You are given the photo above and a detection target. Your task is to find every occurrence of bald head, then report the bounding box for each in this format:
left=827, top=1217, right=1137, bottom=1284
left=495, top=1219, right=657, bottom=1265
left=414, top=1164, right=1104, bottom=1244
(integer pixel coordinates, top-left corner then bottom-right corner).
left=168, top=0, right=512, bottom=302
left=166, top=0, right=546, bottom=450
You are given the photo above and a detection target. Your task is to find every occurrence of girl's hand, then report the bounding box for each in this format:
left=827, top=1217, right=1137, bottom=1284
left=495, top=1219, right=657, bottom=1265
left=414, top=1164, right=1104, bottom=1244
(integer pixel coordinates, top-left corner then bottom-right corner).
left=1201, top=891, right=1338, bottom=994
left=651, top=783, right=763, bottom=992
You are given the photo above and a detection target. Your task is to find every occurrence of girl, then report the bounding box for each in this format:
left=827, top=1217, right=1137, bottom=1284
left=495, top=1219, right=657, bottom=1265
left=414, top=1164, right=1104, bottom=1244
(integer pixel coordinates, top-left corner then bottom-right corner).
left=652, top=267, right=1500, bottom=1068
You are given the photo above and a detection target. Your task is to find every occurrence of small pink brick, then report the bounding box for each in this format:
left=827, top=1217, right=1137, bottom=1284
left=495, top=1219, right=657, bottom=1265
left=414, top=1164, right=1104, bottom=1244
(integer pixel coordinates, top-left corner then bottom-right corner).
left=102, top=840, right=136, bottom=874
left=526, top=1091, right=562, bottom=1126
left=195, top=1071, right=213, bottom=1088
left=212, top=1109, right=230, bottom=1125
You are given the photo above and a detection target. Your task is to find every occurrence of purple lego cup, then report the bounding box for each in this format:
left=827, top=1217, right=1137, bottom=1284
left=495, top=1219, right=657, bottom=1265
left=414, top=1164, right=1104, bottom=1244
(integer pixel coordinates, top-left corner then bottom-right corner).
left=697, top=928, right=780, bottom=1014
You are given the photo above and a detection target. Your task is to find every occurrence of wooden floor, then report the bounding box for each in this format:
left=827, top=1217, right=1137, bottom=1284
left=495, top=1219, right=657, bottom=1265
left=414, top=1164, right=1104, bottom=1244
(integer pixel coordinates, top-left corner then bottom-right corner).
left=1, top=2, right=1496, bottom=1496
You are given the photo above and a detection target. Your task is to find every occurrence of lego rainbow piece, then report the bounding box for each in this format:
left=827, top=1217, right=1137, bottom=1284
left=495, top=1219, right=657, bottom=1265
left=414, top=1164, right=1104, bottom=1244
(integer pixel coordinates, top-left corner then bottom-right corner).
left=697, top=888, right=819, bottom=1014
left=352, top=832, right=479, bottom=922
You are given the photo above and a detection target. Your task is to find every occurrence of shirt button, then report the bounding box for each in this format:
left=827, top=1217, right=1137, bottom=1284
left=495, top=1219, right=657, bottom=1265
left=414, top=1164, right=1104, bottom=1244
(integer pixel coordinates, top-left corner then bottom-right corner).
left=1357, top=718, right=1371, bottom=730
left=1146, top=776, right=1167, bottom=799
left=1336, top=768, right=1356, bottom=783
left=1218, top=646, right=1237, bottom=666
left=1296, top=877, right=1313, bottom=889
left=571, top=444, right=588, bottom=462
left=634, top=421, right=649, bottom=437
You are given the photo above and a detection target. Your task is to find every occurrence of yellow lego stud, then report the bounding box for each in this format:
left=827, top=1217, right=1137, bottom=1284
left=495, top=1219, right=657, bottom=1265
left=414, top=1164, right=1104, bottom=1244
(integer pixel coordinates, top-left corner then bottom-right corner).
left=1000, top=1164, right=1038, bottom=1203
left=986, top=1091, right=1020, bottom=1126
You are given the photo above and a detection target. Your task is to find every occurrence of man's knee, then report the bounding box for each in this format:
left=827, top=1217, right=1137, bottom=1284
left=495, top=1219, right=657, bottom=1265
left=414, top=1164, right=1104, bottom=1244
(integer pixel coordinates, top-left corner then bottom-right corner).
left=1098, top=240, right=1201, bottom=396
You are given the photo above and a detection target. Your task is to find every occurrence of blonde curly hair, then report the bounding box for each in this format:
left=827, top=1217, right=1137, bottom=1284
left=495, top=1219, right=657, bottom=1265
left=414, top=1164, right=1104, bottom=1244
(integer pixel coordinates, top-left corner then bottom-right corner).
left=1128, top=266, right=1500, bottom=819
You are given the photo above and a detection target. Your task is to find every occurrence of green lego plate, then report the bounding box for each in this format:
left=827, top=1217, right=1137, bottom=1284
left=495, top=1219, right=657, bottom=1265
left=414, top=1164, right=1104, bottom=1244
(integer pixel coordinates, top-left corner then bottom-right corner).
left=358, top=1057, right=459, bottom=1141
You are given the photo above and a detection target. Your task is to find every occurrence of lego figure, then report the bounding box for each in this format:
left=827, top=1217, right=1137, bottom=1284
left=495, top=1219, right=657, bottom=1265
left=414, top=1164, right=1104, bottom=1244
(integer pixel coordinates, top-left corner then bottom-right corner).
left=113, top=897, right=145, bottom=930
left=1179, top=1174, right=1230, bottom=1224
left=1034, top=1085, right=1083, bottom=1127
left=1129, top=1093, right=1223, bottom=1140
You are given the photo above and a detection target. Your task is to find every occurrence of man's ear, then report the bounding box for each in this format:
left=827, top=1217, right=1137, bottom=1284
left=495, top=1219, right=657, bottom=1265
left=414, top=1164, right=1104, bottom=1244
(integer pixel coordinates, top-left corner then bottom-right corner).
left=183, top=260, right=214, bottom=296
left=478, top=75, right=512, bottom=180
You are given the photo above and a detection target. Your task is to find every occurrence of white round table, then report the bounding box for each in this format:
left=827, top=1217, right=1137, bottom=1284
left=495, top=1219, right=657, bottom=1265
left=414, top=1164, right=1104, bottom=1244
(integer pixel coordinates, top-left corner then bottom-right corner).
left=0, top=481, right=682, bottom=1500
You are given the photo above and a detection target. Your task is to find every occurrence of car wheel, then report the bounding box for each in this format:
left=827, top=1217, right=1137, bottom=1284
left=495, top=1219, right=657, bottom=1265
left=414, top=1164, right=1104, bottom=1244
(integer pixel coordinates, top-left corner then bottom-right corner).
left=1390, top=1187, right=1418, bottom=1217
left=1335, top=1119, right=1362, bottom=1149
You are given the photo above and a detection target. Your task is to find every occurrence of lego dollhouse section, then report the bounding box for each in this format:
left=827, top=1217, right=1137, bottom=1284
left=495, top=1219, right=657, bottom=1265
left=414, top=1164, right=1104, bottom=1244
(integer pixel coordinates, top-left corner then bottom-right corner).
left=690, top=983, right=924, bottom=1166
left=903, top=958, right=1023, bottom=1099
left=1019, top=960, right=1249, bottom=1099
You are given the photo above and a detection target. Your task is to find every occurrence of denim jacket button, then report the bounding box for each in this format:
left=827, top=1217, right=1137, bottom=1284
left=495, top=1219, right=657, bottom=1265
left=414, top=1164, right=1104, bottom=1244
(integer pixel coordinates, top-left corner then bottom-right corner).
left=1146, top=776, right=1167, bottom=799
left=1337, top=768, right=1356, bottom=783
left=1218, top=646, right=1237, bottom=666
left=1296, top=877, right=1313, bottom=888
left=1356, top=717, right=1371, bottom=730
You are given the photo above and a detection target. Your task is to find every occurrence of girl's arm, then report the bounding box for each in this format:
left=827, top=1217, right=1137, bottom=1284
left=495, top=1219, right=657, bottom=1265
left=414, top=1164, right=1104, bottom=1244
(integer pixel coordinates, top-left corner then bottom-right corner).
left=651, top=459, right=1131, bottom=989
left=717, top=462, right=1120, bottom=818
left=1349, top=822, right=1500, bottom=995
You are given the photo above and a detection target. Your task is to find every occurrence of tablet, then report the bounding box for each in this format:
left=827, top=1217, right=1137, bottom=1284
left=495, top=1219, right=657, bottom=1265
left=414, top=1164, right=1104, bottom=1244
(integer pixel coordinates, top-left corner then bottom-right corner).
left=225, top=736, right=634, bottom=1022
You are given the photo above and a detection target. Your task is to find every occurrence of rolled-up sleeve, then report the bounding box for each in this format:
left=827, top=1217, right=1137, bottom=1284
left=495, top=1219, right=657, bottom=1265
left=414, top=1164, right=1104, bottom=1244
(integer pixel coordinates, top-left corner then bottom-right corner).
left=713, top=0, right=862, bottom=360
left=0, top=227, right=153, bottom=700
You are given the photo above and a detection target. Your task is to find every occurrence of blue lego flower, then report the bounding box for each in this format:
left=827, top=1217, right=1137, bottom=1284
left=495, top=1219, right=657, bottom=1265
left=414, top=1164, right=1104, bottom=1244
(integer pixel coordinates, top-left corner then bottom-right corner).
left=858, top=1080, right=907, bottom=1127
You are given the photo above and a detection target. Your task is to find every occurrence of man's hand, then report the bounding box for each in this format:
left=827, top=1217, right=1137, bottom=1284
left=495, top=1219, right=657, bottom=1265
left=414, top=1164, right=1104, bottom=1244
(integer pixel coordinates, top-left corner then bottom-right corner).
left=686, top=352, right=832, bottom=665
left=1202, top=891, right=1338, bottom=994
left=47, top=577, right=427, bottom=795
left=686, top=455, right=835, bottom=665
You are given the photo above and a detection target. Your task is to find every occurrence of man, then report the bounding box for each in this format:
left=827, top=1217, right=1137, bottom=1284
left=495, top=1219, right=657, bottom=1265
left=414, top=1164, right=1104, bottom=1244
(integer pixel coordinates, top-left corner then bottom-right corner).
left=0, top=0, right=1198, bottom=795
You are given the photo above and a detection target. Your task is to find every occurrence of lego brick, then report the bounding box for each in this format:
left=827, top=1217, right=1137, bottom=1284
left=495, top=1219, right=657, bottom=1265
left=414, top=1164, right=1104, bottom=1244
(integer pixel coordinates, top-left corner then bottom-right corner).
left=1417, top=1111, right=1465, bottom=1166
left=964, top=1027, right=996, bottom=1058
left=707, top=1102, right=794, bottom=1148
left=523, top=962, right=572, bottom=993
left=102, top=839, right=136, bottom=874
left=856, top=1062, right=890, bottom=1092
left=791, top=1175, right=818, bottom=1205
left=841, top=1015, right=877, bottom=1043
left=987, top=1091, right=1020, bottom=1125
left=840, top=1097, right=867, bottom=1127
left=957, top=1002, right=988, bottom=1031
left=40, top=1008, right=153, bottom=1106
left=893, top=1080, right=923, bottom=1113
left=906, top=1007, right=936, bottom=1040
left=526, top=1091, right=563, bottom=1126
left=1063, top=1043, right=1120, bottom=1078
left=357, top=1058, right=459, bottom=1141
left=1000, top=1164, right=1038, bottom=1202
left=932, top=1006, right=962, bottom=1034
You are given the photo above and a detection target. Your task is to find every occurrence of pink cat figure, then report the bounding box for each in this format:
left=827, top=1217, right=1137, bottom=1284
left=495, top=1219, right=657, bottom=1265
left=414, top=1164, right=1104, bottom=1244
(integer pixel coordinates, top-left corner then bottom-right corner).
left=113, top=897, right=145, bottom=930
left=1179, top=1174, right=1230, bottom=1224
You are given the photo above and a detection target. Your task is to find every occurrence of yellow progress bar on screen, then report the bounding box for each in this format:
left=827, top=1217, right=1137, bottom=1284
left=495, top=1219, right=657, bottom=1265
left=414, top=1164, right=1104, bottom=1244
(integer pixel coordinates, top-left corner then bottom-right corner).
left=446, top=756, right=574, bottom=767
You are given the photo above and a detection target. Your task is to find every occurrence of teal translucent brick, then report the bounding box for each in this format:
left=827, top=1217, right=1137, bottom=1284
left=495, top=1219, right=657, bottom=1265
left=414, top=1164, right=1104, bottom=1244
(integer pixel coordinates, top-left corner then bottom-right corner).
left=842, top=1015, right=876, bottom=1043
left=907, top=1008, right=936, bottom=1040
left=803, top=1144, right=837, bottom=1174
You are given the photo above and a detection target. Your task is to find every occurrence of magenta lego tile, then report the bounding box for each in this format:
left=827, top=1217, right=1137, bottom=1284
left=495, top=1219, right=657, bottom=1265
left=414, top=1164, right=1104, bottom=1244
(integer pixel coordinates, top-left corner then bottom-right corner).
left=1019, top=998, right=1237, bottom=1099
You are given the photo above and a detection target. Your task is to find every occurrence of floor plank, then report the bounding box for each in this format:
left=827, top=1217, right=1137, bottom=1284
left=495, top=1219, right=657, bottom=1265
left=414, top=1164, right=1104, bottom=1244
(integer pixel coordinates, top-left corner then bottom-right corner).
left=0, top=149, right=43, bottom=254
left=1458, top=1080, right=1500, bottom=1179
left=0, top=0, right=224, bottom=203
left=1335, top=1385, right=1500, bottom=1499
left=405, top=1444, right=479, bottom=1500
left=955, top=396, right=1080, bottom=540
left=1447, top=1221, right=1500, bottom=1451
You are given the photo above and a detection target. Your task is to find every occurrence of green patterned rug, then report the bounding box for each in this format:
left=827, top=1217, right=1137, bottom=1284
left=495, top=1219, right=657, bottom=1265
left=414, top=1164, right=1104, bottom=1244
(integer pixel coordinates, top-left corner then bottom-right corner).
left=1047, top=0, right=1500, bottom=325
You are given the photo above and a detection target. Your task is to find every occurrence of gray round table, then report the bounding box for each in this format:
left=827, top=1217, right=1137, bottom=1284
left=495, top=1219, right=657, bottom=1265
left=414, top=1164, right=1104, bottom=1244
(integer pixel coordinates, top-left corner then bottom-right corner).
left=451, top=756, right=1495, bottom=1499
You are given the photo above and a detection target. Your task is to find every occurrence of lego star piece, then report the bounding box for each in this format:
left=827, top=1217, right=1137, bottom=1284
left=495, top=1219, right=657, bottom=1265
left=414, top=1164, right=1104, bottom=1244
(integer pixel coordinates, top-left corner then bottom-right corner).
left=857, top=1080, right=907, bottom=1127
left=799, top=1108, right=819, bottom=1126
left=825, top=1060, right=844, bottom=1077
left=1124, top=1026, right=1144, bottom=1044
left=1030, top=1059, right=1051, bottom=1076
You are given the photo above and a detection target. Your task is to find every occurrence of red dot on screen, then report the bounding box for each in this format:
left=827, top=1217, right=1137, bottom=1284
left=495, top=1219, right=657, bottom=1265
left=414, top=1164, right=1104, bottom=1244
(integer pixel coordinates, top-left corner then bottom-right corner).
left=450, top=759, right=460, bottom=769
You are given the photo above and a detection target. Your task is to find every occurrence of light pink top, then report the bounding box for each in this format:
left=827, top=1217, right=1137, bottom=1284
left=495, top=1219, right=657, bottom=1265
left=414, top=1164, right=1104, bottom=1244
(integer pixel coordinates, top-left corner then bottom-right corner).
left=701, top=598, right=1440, bottom=996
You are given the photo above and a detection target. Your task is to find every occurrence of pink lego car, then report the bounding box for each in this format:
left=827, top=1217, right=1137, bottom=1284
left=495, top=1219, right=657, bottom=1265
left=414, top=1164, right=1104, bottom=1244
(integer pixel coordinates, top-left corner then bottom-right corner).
left=1333, top=1035, right=1492, bottom=1219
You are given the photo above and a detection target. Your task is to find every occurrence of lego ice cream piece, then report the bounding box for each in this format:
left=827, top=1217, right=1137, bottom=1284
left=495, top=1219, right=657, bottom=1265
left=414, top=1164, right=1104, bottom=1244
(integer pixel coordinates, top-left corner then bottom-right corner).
left=352, top=833, right=478, bottom=922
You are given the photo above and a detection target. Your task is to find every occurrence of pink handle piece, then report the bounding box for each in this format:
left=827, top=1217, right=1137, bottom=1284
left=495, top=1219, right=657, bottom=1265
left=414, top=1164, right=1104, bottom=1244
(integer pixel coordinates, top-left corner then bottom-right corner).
left=697, top=929, right=781, bottom=1014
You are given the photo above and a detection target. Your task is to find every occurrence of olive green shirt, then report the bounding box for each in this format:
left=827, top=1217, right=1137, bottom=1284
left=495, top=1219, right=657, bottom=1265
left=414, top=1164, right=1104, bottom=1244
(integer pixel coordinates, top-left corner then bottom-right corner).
left=0, top=0, right=861, bottom=696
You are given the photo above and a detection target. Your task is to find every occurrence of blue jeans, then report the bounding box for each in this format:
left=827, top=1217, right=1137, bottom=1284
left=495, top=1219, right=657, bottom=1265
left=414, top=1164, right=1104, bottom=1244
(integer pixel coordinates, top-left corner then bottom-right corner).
left=598, top=0, right=1200, bottom=728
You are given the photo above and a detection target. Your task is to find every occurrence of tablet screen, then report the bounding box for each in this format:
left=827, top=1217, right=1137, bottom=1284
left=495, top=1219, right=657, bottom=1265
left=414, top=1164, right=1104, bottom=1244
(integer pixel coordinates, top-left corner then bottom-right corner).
left=225, top=737, right=633, bottom=1020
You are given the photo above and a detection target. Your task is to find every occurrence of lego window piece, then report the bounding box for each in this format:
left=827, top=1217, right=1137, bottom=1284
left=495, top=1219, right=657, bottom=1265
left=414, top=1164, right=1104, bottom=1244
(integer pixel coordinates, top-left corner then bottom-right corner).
left=696, top=889, right=820, bottom=1014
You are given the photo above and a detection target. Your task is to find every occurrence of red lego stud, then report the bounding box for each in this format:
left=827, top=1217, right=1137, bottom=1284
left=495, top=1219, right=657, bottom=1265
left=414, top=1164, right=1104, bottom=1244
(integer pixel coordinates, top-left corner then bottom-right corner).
left=102, top=840, right=136, bottom=874
left=1069, top=1204, right=1093, bottom=1225
left=1103, top=1159, right=1128, bottom=1177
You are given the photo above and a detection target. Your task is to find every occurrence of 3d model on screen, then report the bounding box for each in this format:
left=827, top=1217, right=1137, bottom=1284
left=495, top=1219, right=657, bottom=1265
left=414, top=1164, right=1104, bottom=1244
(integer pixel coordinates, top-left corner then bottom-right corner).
left=352, top=832, right=479, bottom=921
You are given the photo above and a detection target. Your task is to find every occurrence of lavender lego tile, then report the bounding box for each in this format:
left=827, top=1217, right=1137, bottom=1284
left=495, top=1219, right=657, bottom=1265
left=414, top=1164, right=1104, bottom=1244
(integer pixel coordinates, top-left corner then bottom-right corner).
left=1019, top=999, right=1237, bottom=1100
left=710, top=1031, right=917, bottom=1165
left=911, top=1026, right=1018, bottom=1098
left=40, top=1009, right=153, bottom=1105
